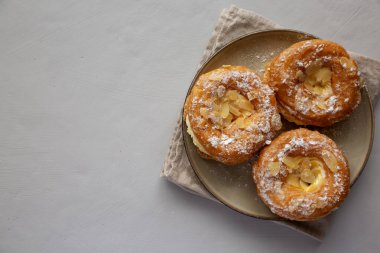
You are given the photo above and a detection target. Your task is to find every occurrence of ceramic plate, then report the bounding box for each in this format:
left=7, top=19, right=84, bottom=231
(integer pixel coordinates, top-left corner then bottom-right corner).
left=182, top=30, right=374, bottom=220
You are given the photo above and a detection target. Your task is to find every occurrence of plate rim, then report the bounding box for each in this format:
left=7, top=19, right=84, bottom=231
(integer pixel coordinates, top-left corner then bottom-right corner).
left=182, top=29, right=375, bottom=221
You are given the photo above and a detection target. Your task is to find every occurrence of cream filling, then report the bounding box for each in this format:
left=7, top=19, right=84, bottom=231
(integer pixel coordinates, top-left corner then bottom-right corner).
left=186, top=115, right=210, bottom=155
left=284, top=157, right=326, bottom=193
left=269, top=156, right=328, bottom=193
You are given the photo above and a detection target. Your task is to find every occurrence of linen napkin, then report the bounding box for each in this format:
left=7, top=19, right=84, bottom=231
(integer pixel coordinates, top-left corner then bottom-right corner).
left=161, top=5, right=380, bottom=241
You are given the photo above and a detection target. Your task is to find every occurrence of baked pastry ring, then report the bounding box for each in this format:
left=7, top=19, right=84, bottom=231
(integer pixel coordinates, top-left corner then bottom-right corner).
left=253, top=128, right=350, bottom=221
left=183, top=65, right=282, bottom=165
left=263, top=39, right=361, bottom=127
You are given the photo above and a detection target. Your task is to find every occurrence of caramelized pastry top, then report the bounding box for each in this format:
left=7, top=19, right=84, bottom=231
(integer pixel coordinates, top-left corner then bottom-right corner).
left=184, top=65, right=281, bottom=165
left=264, top=39, right=361, bottom=127
left=253, top=128, right=350, bottom=221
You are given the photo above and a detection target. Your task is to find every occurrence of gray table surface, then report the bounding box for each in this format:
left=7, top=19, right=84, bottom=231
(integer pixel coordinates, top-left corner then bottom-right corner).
left=0, top=0, right=379, bottom=252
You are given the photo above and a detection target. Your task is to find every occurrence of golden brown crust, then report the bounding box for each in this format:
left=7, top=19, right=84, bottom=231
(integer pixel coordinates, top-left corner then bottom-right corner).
left=263, top=39, right=361, bottom=127
left=184, top=65, right=282, bottom=165
left=252, top=128, right=350, bottom=221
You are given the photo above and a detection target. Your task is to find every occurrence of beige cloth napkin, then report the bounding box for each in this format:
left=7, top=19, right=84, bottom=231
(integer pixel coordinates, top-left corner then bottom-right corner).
left=161, top=5, right=380, bottom=241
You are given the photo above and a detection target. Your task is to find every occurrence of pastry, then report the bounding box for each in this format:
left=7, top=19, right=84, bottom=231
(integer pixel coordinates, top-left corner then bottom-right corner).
left=253, top=128, right=350, bottom=221
left=263, top=39, right=361, bottom=127
left=183, top=65, right=282, bottom=165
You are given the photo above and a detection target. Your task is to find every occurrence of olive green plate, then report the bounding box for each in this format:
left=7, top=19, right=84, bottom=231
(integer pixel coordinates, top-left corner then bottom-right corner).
left=182, top=29, right=374, bottom=220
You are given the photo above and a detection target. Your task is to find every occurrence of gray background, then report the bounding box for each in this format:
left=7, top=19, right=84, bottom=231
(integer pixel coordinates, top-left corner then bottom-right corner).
left=0, top=0, right=379, bottom=252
